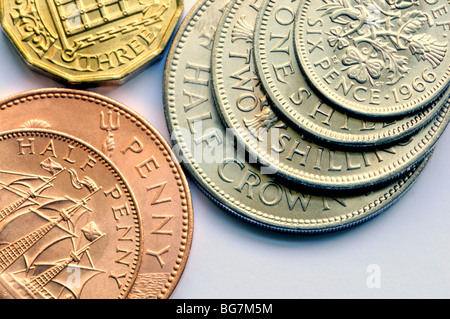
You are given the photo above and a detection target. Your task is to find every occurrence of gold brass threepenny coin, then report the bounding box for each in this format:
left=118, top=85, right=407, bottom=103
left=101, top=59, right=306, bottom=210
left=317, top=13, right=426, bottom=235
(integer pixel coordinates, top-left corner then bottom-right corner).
left=0, top=129, right=143, bottom=299
left=294, top=0, right=450, bottom=118
left=163, top=0, right=434, bottom=233
left=0, top=0, right=183, bottom=84
left=0, top=88, right=193, bottom=299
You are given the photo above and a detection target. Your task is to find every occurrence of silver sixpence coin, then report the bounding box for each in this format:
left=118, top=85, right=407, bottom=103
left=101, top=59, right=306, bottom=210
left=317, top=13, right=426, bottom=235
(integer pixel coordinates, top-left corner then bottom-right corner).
left=163, top=0, right=434, bottom=233
left=294, top=0, right=450, bottom=118
left=252, top=0, right=449, bottom=147
left=213, top=0, right=450, bottom=190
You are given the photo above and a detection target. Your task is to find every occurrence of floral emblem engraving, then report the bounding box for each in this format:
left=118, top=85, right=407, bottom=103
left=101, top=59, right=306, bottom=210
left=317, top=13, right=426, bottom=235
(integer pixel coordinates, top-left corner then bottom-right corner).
left=230, top=16, right=287, bottom=140
left=10, top=0, right=57, bottom=57
left=319, top=0, right=448, bottom=86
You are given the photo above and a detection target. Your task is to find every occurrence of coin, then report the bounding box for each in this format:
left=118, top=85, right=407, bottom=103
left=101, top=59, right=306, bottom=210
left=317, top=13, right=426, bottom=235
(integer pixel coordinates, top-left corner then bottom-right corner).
left=0, top=129, right=143, bottom=299
left=0, top=0, right=183, bottom=84
left=0, top=88, right=193, bottom=299
left=294, top=0, right=450, bottom=118
left=163, top=0, right=433, bottom=233
left=212, top=0, right=450, bottom=190
left=253, top=0, right=450, bottom=147
left=216, top=0, right=450, bottom=190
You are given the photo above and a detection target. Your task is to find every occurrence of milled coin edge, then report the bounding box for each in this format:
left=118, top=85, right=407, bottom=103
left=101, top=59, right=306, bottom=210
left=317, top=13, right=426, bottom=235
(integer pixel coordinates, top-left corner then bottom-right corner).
left=294, top=0, right=450, bottom=118
left=214, top=0, right=450, bottom=190
left=253, top=0, right=450, bottom=144
left=163, top=0, right=435, bottom=233
left=0, top=128, right=144, bottom=298
left=0, top=88, right=193, bottom=299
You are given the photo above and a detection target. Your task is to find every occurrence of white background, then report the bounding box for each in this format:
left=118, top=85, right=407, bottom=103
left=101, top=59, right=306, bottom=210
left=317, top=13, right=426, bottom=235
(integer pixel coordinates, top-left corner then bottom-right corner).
left=1, top=0, right=449, bottom=299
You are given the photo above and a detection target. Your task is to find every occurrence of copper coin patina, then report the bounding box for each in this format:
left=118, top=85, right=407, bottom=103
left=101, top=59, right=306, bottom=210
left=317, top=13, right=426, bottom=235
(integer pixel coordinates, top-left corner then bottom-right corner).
left=0, top=88, right=193, bottom=299
left=0, top=129, right=143, bottom=299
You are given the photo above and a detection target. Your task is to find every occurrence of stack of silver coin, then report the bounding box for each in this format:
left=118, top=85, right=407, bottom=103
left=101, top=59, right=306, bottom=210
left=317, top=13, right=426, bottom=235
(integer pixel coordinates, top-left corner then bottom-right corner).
left=163, top=0, right=450, bottom=234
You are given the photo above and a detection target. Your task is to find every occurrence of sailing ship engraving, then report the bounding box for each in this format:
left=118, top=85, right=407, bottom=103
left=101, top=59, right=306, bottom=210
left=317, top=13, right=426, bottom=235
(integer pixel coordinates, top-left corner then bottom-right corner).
left=0, top=157, right=106, bottom=299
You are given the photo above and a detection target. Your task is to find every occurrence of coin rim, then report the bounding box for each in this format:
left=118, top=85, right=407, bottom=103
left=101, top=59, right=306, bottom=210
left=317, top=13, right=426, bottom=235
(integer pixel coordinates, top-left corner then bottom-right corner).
left=213, top=0, right=449, bottom=189
left=294, top=0, right=450, bottom=118
left=252, top=0, right=450, bottom=147
left=193, top=154, right=431, bottom=234
left=164, top=0, right=434, bottom=233
left=0, top=128, right=144, bottom=299
left=0, top=88, right=193, bottom=299
left=250, top=0, right=450, bottom=189
left=0, top=0, right=184, bottom=84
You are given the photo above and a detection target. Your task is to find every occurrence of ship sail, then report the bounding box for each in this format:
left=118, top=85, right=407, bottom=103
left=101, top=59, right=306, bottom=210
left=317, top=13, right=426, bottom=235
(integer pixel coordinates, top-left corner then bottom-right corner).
left=30, top=263, right=105, bottom=299
left=0, top=191, right=99, bottom=275
left=0, top=196, right=79, bottom=234
left=0, top=199, right=105, bottom=299
left=18, top=225, right=104, bottom=299
left=5, top=242, right=105, bottom=299
left=0, top=168, right=66, bottom=224
left=0, top=158, right=105, bottom=299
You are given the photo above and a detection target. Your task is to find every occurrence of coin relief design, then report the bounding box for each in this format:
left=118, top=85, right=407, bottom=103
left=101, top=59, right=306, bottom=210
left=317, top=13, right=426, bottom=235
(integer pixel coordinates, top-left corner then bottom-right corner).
left=213, top=0, right=450, bottom=188
left=295, top=0, right=450, bottom=118
left=0, top=0, right=183, bottom=83
left=253, top=0, right=449, bottom=148
left=218, top=0, right=450, bottom=189
left=0, top=130, right=143, bottom=299
left=0, top=89, right=193, bottom=299
left=164, top=0, right=433, bottom=233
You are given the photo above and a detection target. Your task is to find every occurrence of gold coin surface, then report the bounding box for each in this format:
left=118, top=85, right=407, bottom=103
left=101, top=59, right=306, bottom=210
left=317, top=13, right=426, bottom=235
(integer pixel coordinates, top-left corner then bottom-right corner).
left=294, top=0, right=450, bottom=118
left=0, top=0, right=183, bottom=84
left=0, top=88, right=193, bottom=299
left=0, top=129, right=143, bottom=299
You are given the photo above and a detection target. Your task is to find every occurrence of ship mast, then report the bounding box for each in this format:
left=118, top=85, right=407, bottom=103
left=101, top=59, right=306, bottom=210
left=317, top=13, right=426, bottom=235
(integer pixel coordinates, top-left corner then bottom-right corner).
left=24, top=235, right=104, bottom=297
left=0, top=189, right=99, bottom=274
left=0, top=169, right=65, bottom=223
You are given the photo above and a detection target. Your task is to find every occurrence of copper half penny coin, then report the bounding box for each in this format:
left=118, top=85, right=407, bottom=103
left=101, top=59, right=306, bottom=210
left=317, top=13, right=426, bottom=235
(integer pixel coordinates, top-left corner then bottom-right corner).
left=0, top=88, right=193, bottom=299
left=0, top=129, right=143, bottom=299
